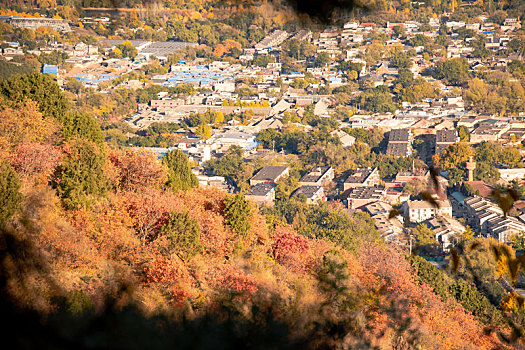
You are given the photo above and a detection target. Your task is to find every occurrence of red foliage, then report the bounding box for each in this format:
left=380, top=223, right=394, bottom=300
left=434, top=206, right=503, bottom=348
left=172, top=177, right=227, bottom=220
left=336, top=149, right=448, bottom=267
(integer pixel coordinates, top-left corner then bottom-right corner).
left=175, top=188, right=232, bottom=256
left=124, top=190, right=180, bottom=245
left=208, top=266, right=258, bottom=296
left=144, top=252, right=189, bottom=285
left=272, top=225, right=311, bottom=271
left=10, top=142, right=63, bottom=181
left=168, top=286, right=191, bottom=307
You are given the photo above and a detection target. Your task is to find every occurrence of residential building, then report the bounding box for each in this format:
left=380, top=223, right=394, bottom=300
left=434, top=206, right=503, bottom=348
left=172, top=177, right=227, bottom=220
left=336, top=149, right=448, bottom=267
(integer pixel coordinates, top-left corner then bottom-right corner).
left=293, top=186, right=325, bottom=204
left=250, top=166, right=289, bottom=186
left=394, top=169, right=429, bottom=183
left=197, top=175, right=229, bottom=191
left=364, top=201, right=404, bottom=242
left=41, top=64, right=58, bottom=76
left=435, top=129, right=458, bottom=154
left=498, top=168, right=525, bottom=183
left=0, top=15, right=71, bottom=32
left=487, top=216, right=525, bottom=243
left=386, top=128, right=412, bottom=156
left=401, top=199, right=452, bottom=223
left=245, top=183, right=276, bottom=206
left=423, top=216, right=465, bottom=250
left=299, top=166, right=334, bottom=186
left=330, top=129, right=356, bottom=148
left=463, top=196, right=503, bottom=234
left=255, top=30, right=289, bottom=50
left=470, top=124, right=511, bottom=143
left=343, top=167, right=380, bottom=191
left=344, top=186, right=386, bottom=209
left=207, top=131, right=257, bottom=152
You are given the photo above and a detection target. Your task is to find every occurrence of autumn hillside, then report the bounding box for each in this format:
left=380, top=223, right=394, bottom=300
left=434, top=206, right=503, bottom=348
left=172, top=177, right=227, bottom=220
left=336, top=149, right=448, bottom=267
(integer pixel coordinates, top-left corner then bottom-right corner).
left=0, top=73, right=514, bottom=348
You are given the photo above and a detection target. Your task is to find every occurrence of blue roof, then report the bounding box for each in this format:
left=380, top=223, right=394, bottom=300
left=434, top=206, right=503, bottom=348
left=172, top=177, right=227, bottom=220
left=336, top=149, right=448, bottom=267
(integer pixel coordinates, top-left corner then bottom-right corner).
left=42, top=64, right=58, bottom=75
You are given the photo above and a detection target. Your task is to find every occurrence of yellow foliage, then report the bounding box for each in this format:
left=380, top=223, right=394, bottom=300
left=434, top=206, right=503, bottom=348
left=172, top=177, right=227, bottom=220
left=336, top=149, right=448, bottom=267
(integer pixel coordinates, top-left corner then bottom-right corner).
left=500, top=292, right=521, bottom=313
left=214, top=112, right=224, bottom=124
left=0, top=99, right=59, bottom=145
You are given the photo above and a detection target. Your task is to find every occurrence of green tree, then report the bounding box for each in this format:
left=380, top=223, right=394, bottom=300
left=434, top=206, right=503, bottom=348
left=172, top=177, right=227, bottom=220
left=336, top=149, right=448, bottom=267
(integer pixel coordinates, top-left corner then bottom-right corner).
left=253, top=54, right=275, bottom=67
left=433, top=142, right=473, bottom=184
left=116, top=41, right=138, bottom=59
left=343, top=127, right=385, bottom=148
left=206, top=145, right=248, bottom=188
left=0, top=60, right=35, bottom=80
left=474, top=162, right=500, bottom=184
left=1, top=72, right=69, bottom=123
left=0, top=162, right=23, bottom=225
left=361, top=88, right=397, bottom=113
left=223, top=193, right=252, bottom=238
left=272, top=200, right=379, bottom=253
left=392, top=25, right=406, bottom=38
left=159, top=211, right=203, bottom=260
left=162, top=149, right=199, bottom=192
left=63, top=111, right=104, bottom=147
left=195, top=124, right=211, bottom=140
left=398, top=80, right=438, bottom=103
left=65, top=77, right=84, bottom=95
left=457, top=126, right=470, bottom=142
left=55, top=138, right=109, bottom=209
left=499, top=147, right=522, bottom=168
left=410, top=34, right=430, bottom=47
left=340, top=61, right=364, bottom=76
left=291, top=78, right=308, bottom=89
left=397, top=68, right=414, bottom=88
left=509, top=233, right=525, bottom=251
left=408, top=255, right=500, bottom=322
left=316, top=52, right=331, bottom=67
left=389, top=48, right=411, bottom=69
left=434, top=58, right=470, bottom=85
left=471, top=35, right=492, bottom=60
left=317, top=249, right=350, bottom=303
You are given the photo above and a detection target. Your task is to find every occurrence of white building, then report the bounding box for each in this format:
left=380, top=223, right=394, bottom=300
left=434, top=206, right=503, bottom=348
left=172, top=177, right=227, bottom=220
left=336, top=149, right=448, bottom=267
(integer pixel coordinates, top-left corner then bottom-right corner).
left=402, top=200, right=452, bottom=223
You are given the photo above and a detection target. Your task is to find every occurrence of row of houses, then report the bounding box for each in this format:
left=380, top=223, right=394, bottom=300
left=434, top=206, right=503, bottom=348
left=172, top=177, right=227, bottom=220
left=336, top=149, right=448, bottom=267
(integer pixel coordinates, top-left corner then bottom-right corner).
left=461, top=196, right=525, bottom=242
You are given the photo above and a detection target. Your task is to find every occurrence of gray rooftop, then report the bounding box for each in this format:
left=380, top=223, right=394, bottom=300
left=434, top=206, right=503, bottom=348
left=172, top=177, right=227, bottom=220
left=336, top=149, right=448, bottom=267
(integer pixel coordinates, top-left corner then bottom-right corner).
left=300, top=166, right=332, bottom=183
left=436, top=129, right=458, bottom=143
left=388, top=129, right=411, bottom=142
left=386, top=142, right=410, bottom=156
left=294, top=185, right=323, bottom=198
left=251, top=166, right=288, bottom=182
left=140, top=41, right=197, bottom=57
left=247, top=183, right=276, bottom=196
left=344, top=186, right=385, bottom=200
left=345, top=167, right=376, bottom=184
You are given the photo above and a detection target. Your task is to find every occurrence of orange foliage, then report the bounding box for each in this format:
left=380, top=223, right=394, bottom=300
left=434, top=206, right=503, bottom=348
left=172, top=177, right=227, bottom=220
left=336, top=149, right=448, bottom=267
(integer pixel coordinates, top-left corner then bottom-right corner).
left=123, top=190, right=180, bottom=245
left=358, top=244, right=500, bottom=348
left=213, top=44, right=227, bottom=57
left=10, top=142, right=63, bottom=182
left=109, top=149, right=167, bottom=192
left=144, top=251, right=190, bottom=285
left=174, top=188, right=232, bottom=256
left=0, top=99, right=59, bottom=145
